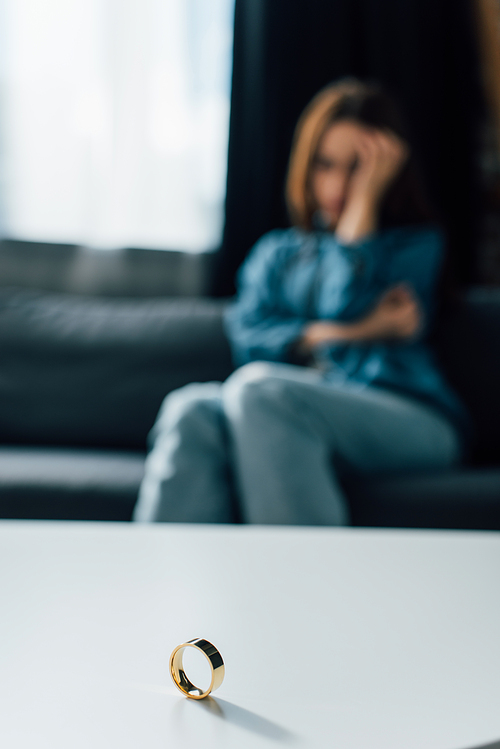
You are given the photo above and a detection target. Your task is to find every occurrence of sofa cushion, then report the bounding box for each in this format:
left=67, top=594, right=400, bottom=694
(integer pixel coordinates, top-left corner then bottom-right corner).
left=0, top=447, right=144, bottom=520
left=0, top=288, right=234, bottom=449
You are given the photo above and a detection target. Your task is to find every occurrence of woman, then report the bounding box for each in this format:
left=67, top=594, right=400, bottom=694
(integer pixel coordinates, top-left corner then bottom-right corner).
left=134, top=79, right=467, bottom=525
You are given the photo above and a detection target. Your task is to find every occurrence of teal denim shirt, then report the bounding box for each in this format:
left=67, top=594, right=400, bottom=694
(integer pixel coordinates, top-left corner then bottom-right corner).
left=224, top=225, right=468, bottom=438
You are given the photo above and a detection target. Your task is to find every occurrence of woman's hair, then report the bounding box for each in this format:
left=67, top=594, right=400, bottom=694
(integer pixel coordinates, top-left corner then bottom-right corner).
left=286, top=78, right=434, bottom=230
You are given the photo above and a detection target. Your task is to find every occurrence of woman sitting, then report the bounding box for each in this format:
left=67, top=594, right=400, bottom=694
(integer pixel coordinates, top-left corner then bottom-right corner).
left=134, top=78, right=467, bottom=526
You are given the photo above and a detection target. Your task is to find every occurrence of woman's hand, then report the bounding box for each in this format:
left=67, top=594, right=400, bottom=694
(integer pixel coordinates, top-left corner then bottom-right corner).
left=335, top=128, right=409, bottom=244
left=296, top=284, right=421, bottom=355
left=349, top=129, right=409, bottom=207
left=364, top=284, right=421, bottom=339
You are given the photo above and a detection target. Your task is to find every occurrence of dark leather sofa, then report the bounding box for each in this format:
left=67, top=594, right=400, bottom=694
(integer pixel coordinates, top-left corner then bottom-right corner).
left=0, top=285, right=499, bottom=529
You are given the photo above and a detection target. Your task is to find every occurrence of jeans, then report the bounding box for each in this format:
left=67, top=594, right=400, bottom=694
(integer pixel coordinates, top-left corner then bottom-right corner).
left=133, top=361, right=460, bottom=525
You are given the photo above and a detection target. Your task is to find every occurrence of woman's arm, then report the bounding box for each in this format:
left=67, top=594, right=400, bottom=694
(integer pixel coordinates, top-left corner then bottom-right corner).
left=296, top=284, right=421, bottom=356
left=226, top=225, right=441, bottom=365
left=335, top=129, right=408, bottom=244
left=308, top=127, right=413, bottom=324
left=224, top=232, right=309, bottom=366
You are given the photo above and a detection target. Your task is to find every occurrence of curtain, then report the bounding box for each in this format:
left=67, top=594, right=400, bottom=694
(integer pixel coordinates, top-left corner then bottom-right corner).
left=214, top=0, right=484, bottom=295
left=0, top=0, right=234, bottom=252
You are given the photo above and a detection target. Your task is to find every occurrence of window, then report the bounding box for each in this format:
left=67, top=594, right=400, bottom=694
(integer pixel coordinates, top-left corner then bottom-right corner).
left=0, top=0, right=234, bottom=252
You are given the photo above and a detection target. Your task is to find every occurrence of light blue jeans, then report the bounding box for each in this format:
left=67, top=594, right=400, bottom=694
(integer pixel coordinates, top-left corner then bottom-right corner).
left=133, top=361, right=460, bottom=525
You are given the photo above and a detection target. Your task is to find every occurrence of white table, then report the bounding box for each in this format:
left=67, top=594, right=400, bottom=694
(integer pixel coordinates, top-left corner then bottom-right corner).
left=0, top=522, right=499, bottom=749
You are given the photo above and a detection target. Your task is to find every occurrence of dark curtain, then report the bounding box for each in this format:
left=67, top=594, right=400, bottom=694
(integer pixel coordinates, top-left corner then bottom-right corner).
left=212, top=0, right=484, bottom=296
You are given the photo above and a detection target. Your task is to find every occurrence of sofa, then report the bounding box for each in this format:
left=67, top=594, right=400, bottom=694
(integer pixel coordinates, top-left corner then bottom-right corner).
left=0, top=285, right=499, bottom=529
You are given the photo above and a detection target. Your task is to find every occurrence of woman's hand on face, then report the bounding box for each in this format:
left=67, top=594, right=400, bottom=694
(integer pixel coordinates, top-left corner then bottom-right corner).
left=348, top=128, right=409, bottom=208
left=334, top=127, right=408, bottom=244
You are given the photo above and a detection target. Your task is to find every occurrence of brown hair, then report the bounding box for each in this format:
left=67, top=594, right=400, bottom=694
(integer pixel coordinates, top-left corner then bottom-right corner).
left=286, top=78, right=434, bottom=230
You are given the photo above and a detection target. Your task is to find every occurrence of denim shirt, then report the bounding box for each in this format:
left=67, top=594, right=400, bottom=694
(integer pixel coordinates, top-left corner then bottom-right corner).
left=224, top=225, right=468, bottom=437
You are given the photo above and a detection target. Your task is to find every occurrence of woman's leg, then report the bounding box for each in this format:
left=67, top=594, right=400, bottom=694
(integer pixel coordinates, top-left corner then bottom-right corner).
left=133, top=382, right=236, bottom=523
left=222, top=361, right=460, bottom=526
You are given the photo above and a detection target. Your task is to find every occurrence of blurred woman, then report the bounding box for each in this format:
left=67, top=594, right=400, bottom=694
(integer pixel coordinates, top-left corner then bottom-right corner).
left=134, top=79, right=467, bottom=525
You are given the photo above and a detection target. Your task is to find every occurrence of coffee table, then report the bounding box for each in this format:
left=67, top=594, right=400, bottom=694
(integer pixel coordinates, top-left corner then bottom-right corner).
left=0, top=521, right=499, bottom=748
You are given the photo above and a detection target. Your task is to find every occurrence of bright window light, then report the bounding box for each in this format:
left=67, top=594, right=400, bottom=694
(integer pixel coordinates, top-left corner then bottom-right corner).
left=0, top=0, right=234, bottom=252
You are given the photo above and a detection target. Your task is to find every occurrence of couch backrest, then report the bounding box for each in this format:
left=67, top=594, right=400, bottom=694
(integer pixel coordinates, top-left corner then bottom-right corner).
left=0, top=288, right=234, bottom=450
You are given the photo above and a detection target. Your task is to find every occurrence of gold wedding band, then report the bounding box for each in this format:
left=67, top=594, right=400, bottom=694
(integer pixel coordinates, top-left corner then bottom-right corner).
left=169, top=638, right=225, bottom=699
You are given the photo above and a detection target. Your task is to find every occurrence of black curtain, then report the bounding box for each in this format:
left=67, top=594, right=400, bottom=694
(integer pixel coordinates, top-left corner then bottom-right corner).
left=212, top=0, right=484, bottom=296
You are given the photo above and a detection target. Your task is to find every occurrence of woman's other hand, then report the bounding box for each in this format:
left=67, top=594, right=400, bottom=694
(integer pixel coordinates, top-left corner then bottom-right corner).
left=335, top=128, right=408, bottom=244
left=365, top=284, right=421, bottom=339
left=296, top=284, right=421, bottom=355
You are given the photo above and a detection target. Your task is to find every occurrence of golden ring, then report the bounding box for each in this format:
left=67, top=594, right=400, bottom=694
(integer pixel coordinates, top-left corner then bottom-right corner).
left=169, top=638, right=225, bottom=700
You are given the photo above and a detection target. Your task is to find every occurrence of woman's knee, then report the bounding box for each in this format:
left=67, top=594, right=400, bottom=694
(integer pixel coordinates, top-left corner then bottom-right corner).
left=223, top=361, right=298, bottom=417
left=151, top=382, right=223, bottom=440
left=225, top=361, right=279, bottom=387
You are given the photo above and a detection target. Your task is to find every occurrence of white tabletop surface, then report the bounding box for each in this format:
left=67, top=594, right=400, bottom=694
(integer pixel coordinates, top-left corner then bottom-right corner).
left=0, top=521, right=499, bottom=749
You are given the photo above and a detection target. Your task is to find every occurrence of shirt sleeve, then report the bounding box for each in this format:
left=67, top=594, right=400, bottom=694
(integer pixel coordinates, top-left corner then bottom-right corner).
left=384, top=225, right=445, bottom=336
left=223, top=232, right=308, bottom=366
left=327, top=225, right=444, bottom=325
left=322, top=233, right=386, bottom=321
